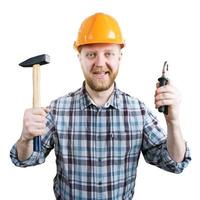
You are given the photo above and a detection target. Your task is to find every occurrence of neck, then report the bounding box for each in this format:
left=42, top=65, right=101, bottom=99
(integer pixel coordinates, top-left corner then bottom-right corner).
left=85, top=83, right=114, bottom=107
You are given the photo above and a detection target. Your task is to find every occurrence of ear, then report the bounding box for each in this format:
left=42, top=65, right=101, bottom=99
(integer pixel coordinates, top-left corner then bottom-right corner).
left=77, top=53, right=81, bottom=61
left=119, top=52, right=123, bottom=61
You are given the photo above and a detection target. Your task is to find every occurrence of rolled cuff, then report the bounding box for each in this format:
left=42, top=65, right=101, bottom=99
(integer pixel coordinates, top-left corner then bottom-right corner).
left=10, top=144, right=44, bottom=167
left=161, top=142, right=191, bottom=173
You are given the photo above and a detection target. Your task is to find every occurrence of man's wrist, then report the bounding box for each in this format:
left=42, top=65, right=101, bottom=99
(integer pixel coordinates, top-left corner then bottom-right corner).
left=166, top=117, right=180, bottom=126
left=18, top=134, right=32, bottom=145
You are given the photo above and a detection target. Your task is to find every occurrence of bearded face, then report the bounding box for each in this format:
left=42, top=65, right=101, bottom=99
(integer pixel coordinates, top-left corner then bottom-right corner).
left=79, top=44, right=121, bottom=92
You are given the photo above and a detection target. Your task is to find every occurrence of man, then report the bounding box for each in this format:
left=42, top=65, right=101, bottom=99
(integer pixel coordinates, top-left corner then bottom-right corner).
left=10, top=13, right=191, bottom=200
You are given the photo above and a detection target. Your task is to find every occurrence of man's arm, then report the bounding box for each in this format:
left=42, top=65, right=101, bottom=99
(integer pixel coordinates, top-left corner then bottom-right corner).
left=16, top=136, right=33, bottom=161
left=166, top=120, right=186, bottom=162
left=155, top=81, right=186, bottom=162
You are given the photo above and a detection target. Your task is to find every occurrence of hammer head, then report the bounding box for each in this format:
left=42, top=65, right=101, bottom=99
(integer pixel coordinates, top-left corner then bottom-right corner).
left=19, top=54, right=50, bottom=67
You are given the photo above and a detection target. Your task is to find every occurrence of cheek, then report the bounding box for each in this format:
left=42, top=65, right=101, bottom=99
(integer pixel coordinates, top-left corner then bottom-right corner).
left=109, top=58, right=120, bottom=69
left=80, top=60, right=93, bottom=73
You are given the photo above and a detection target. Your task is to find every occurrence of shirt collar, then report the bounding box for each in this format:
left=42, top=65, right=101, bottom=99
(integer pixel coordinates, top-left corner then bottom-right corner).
left=79, top=82, right=122, bottom=110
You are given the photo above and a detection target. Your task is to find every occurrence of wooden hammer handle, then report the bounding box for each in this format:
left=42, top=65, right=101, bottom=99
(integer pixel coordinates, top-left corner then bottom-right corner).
left=32, top=64, right=41, bottom=152
left=33, top=64, right=41, bottom=108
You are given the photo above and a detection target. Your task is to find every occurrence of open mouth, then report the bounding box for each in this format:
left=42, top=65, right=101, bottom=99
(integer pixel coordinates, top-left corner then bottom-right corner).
left=93, top=71, right=110, bottom=78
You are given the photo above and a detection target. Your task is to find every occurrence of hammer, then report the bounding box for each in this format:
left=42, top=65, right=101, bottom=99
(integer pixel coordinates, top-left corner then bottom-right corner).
left=19, top=54, right=50, bottom=152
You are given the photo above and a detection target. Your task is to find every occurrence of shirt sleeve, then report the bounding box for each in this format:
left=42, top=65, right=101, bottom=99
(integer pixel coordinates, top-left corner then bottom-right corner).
left=141, top=106, right=191, bottom=174
left=10, top=105, right=56, bottom=167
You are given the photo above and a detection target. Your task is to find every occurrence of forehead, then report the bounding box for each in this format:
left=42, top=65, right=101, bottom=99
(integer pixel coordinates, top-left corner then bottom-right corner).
left=80, top=43, right=121, bottom=52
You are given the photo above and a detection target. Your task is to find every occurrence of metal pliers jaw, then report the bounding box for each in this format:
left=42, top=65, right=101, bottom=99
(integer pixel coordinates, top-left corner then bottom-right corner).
left=162, top=61, right=169, bottom=78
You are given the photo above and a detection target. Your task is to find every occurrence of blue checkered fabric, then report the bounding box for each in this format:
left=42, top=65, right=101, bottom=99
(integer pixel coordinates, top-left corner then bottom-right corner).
left=10, top=83, right=191, bottom=200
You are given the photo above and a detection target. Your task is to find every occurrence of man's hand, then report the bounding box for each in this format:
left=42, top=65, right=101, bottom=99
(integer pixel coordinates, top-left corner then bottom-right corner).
left=16, top=107, right=49, bottom=161
left=154, top=80, right=181, bottom=122
left=21, top=107, right=49, bottom=142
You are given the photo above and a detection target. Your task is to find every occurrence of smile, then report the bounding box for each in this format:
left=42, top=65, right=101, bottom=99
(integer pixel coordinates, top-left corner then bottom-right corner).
left=92, top=71, right=109, bottom=79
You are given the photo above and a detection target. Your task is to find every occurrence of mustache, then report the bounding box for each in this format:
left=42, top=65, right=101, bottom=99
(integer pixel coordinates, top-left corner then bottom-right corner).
left=91, top=63, right=112, bottom=73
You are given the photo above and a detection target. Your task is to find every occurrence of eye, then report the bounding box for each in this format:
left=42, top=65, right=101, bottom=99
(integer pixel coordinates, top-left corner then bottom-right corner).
left=105, top=52, right=115, bottom=57
left=86, top=52, right=96, bottom=59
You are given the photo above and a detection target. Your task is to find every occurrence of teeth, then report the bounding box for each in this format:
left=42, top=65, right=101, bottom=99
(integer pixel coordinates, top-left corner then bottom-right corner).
left=94, top=72, right=105, bottom=74
left=98, top=72, right=104, bottom=74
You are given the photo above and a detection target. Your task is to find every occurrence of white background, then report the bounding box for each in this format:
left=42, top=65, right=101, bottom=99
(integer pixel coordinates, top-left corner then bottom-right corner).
left=0, top=0, right=199, bottom=199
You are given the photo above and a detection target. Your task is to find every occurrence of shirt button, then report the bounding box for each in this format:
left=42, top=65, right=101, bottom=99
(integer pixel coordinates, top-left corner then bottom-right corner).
left=110, top=134, right=114, bottom=139
left=98, top=158, right=102, bottom=162
left=98, top=181, right=102, bottom=185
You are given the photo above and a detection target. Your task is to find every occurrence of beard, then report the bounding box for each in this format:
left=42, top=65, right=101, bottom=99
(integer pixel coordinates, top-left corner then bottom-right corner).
left=84, top=64, right=118, bottom=92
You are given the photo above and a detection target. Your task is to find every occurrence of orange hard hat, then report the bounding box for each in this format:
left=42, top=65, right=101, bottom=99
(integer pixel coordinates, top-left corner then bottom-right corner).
left=74, top=12, right=125, bottom=51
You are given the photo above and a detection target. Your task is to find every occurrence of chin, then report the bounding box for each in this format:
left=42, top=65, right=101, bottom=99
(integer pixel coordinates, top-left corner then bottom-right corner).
left=88, top=81, right=114, bottom=92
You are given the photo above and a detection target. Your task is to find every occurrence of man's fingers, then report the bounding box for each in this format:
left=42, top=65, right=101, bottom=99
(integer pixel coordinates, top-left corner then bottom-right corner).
left=155, top=92, right=181, bottom=108
left=33, top=122, right=46, bottom=129
left=32, top=115, right=47, bottom=123
left=23, top=107, right=48, bottom=140
left=155, top=93, right=175, bottom=101
left=155, top=85, right=177, bottom=96
left=155, top=99, right=173, bottom=108
left=32, top=108, right=48, bottom=116
left=42, top=107, right=51, bottom=113
left=30, top=129, right=46, bottom=136
left=25, top=122, right=46, bottom=135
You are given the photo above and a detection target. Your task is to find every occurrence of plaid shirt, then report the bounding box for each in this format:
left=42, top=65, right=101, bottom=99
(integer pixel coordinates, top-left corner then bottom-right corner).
left=10, top=83, right=191, bottom=200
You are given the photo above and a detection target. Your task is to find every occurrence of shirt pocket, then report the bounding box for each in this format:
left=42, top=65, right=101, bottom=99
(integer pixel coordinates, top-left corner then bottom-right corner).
left=111, top=130, right=142, bottom=158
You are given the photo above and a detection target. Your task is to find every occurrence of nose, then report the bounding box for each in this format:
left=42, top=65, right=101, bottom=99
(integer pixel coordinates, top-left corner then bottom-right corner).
left=95, top=53, right=106, bottom=67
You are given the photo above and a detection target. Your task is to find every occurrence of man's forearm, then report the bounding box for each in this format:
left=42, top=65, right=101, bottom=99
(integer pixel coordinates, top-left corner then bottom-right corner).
left=166, top=120, right=186, bottom=163
left=16, top=136, right=33, bottom=161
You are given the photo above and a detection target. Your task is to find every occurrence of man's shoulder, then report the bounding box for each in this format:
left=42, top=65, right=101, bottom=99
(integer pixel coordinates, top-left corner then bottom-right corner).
left=49, top=87, right=82, bottom=109
left=116, top=88, right=146, bottom=110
